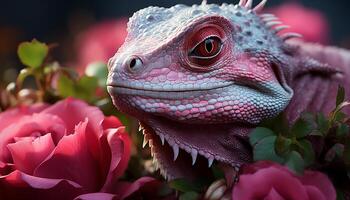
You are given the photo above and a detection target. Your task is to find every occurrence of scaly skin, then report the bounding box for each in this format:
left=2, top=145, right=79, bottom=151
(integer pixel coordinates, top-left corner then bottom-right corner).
left=107, top=0, right=350, bottom=180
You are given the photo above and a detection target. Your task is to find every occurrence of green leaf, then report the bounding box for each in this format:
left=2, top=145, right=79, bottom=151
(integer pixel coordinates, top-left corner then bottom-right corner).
left=284, top=151, right=305, bottom=174
left=316, top=113, right=329, bottom=135
left=57, top=74, right=99, bottom=102
left=18, top=39, right=48, bottom=68
left=336, top=85, right=345, bottom=107
left=249, top=127, right=275, bottom=146
left=299, top=139, right=315, bottom=166
left=85, top=61, right=108, bottom=87
left=253, top=136, right=284, bottom=163
left=292, top=118, right=312, bottom=138
left=169, top=179, right=200, bottom=193
left=57, top=74, right=75, bottom=97
left=260, top=113, right=289, bottom=134
left=75, top=76, right=99, bottom=100
left=335, top=111, right=347, bottom=122
left=337, top=124, right=349, bottom=138
left=275, top=136, right=292, bottom=156
left=179, top=192, right=199, bottom=200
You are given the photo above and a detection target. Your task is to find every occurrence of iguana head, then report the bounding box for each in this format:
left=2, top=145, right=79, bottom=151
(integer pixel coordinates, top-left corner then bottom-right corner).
left=107, top=0, right=299, bottom=179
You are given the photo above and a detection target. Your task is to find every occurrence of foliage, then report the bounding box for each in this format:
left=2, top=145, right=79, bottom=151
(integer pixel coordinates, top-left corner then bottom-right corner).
left=249, top=86, right=350, bottom=197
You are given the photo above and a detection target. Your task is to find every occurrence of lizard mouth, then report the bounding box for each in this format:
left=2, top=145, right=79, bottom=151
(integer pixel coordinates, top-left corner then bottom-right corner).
left=107, top=80, right=284, bottom=99
left=139, top=116, right=253, bottom=180
left=141, top=125, right=218, bottom=180
left=107, top=82, right=233, bottom=93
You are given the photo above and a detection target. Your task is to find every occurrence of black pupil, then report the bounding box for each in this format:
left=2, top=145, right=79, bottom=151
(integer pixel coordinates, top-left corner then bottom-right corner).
left=205, top=39, right=213, bottom=53
left=129, top=58, right=136, bottom=68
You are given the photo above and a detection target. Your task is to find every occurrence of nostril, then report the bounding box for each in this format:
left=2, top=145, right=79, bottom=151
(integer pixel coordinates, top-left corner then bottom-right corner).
left=107, top=57, right=115, bottom=71
left=126, top=56, right=143, bottom=71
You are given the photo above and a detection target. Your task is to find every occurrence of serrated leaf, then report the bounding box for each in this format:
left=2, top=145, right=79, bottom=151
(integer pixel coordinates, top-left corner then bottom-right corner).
left=292, top=119, right=312, bottom=138
left=285, top=151, right=305, bottom=174
left=336, top=86, right=345, bottom=107
left=249, top=127, right=275, bottom=146
left=179, top=192, right=199, bottom=200
left=169, top=179, right=200, bottom=193
left=253, top=136, right=284, bottom=163
left=18, top=39, right=48, bottom=68
left=275, top=136, right=292, bottom=156
left=299, top=139, right=315, bottom=166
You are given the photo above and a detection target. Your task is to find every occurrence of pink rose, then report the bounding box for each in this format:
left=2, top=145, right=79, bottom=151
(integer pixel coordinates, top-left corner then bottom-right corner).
left=75, top=19, right=128, bottom=73
left=269, top=2, right=329, bottom=44
left=233, top=161, right=336, bottom=200
left=0, top=98, right=153, bottom=200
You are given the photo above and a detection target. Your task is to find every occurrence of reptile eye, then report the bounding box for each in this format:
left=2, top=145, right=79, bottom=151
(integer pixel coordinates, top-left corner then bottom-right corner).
left=185, top=25, right=227, bottom=68
left=190, top=36, right=223, bottom=59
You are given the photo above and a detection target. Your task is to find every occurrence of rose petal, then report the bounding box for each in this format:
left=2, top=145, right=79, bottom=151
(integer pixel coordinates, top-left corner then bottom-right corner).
left=74, top=193, right=117, bottom=200
left=265, top=188, right=285, bottom=200
left=42, top=98, right=105, bottom=162
left=113, top=177, right=157, bottom=200
left=102, top=116, right=122, bottom=130
left=100, top=127, right=131, bottom=191
left=242, top=161, right=290, bottom=175
left=233, top=166, right=309, bottom=200
left=304, top=186, right=327, bottom=200
left=300, top=171, right=336, bottom=200
left=0, top=113, right=65, bottom=164
left=0, top=103, right=48, bottom=131
left=0, top=170, right=82, bottom=200
left=34, top=120, right=100, bottom=191
left=42, top=98, right=104, bottom=136
left=7, top=133, right=55, bottom=175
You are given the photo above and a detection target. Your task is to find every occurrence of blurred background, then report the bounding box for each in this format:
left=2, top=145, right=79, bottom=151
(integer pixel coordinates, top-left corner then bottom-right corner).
left=1, top=0, right=350, bottom=85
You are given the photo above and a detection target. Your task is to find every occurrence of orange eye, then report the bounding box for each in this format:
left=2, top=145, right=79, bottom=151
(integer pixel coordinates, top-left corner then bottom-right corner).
left=189, top=36, right=223, bottom=59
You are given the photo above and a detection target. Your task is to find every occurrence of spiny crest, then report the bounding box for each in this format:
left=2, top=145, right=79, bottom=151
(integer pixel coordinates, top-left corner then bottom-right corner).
left=236, top=0, right=302, bottom=41
left=260, top=13, right=302, bottom=41
left=126, top=0, right=302, bottom=45
left=237, top=0, right=267, bottom=12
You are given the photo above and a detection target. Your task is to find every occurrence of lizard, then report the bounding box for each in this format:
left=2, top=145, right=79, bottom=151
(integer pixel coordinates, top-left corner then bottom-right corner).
left=107, top=0, right=350, bottom=181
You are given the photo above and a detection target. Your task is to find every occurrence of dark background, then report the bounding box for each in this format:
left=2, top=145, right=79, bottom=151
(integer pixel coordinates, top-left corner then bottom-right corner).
left=1, top=0, right=349, bottom=43
left=0, top=0, right=349, bottom=74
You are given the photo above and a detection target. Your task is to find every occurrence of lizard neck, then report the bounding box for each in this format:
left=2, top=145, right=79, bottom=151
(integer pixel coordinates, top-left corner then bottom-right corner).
left=285, top=42, right=350, bottom=122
